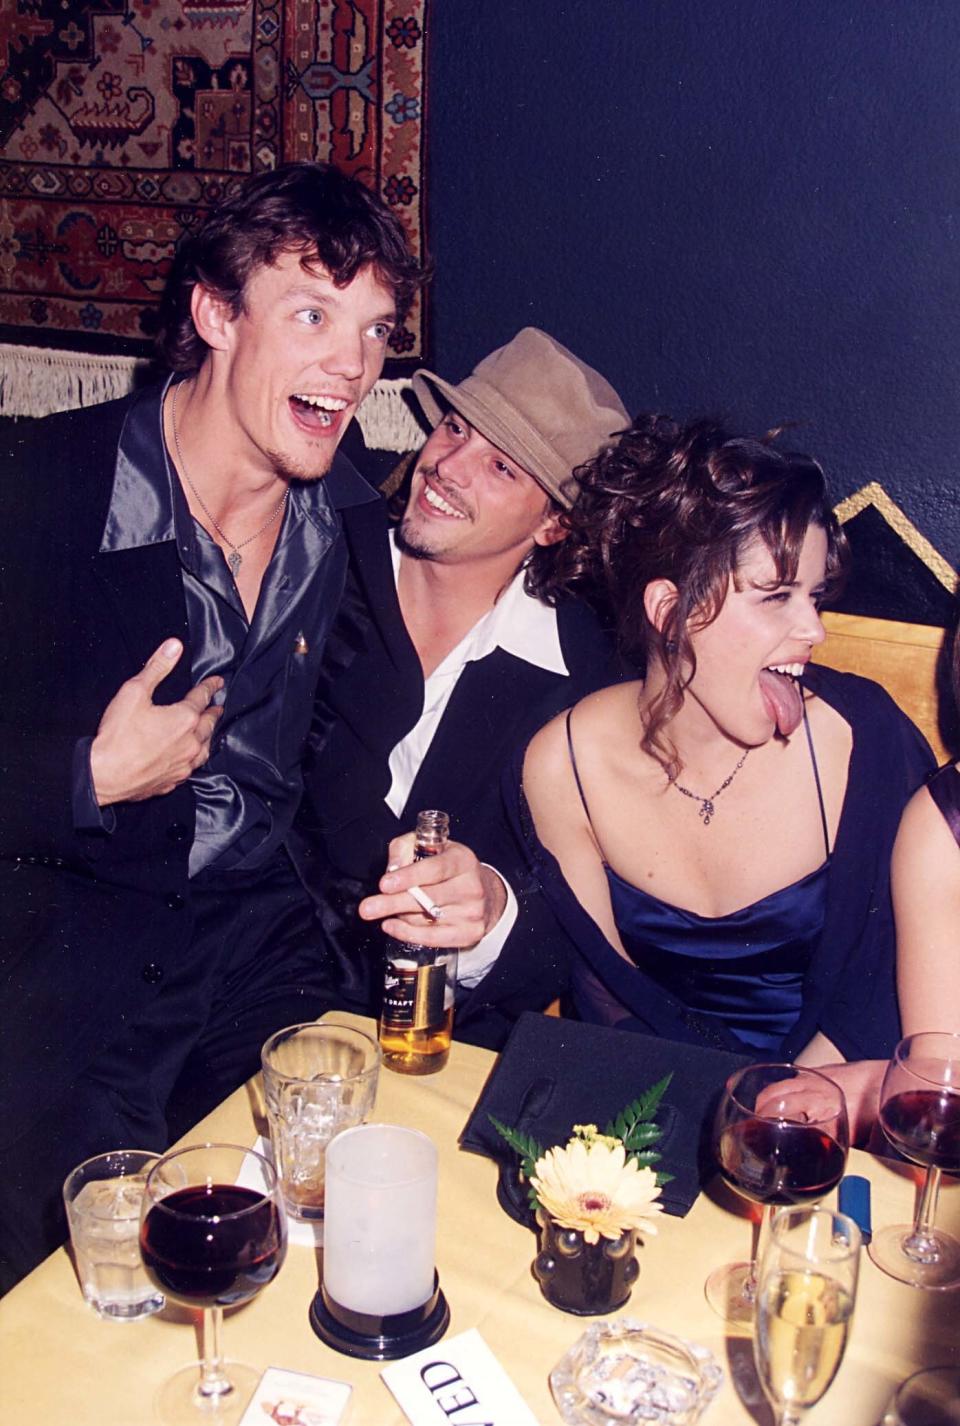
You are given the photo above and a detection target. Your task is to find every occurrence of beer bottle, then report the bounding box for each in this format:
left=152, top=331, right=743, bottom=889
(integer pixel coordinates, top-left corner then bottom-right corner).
left=378, top=810, right=458, bottom=1074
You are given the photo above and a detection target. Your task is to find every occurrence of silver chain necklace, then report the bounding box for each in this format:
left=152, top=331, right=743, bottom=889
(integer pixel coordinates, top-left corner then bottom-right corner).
left=671, top=747, right=751, bottom=827
left=170, top=381, right=288, bottom=580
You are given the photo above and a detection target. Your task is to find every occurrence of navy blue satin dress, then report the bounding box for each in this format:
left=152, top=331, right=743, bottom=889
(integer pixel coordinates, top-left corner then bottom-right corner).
left=567, top=712, right=830, bottom=1053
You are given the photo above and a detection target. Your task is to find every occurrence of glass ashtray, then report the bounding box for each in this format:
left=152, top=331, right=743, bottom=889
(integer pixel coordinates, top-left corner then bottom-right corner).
left=550, top=1320, right=723, bottom=1425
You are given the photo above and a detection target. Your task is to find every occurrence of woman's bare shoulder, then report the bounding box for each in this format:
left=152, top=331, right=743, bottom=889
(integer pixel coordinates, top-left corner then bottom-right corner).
left=568, top=679, right=643, bottom=735
left=892, top=768, right=960, bottom=912
left=803, top=683, right=852, bottom=740
left=898, top=768, right=958, bottom=849
left=526, top=682, right=642, bottom=767
left=524, top=681, right=636, bottom=752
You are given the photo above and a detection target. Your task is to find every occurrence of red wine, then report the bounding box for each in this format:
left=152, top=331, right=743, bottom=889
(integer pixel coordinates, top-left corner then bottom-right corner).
left=718, top=1119, right=846, bottom=1205
left=880, top=1089, right=960, bottom=1173
left=140, top=1184, right=284, bottom=1308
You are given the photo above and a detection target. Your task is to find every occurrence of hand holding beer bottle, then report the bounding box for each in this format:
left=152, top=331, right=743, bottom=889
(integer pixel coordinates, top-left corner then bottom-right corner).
left=377, top=810, right=459, bottom=1075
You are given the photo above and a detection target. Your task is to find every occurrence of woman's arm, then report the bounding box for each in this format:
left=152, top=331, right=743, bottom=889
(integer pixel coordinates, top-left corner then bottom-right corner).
left=792, top=776, right=960, bottom=1146
left=892, top=778, right=960, bottom=1035
left=522, top=707, right=626, bottom=955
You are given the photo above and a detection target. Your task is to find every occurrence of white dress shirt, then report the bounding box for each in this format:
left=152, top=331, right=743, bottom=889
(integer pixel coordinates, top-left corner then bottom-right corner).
left=385, top=530, right=568, bottom=986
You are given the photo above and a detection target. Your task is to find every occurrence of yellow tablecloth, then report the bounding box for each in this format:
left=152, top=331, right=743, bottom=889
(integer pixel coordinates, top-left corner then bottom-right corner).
left=2, top=1014, right=959, bottom=1425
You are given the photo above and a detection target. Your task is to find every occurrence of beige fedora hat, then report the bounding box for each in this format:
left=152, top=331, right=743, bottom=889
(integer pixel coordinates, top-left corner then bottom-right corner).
left=411, top=327, right=628, bottom=509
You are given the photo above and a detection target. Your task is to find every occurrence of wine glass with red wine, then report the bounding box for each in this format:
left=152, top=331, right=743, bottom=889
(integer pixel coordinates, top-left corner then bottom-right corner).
left=140, top=1142, right=287, bottom=1425
left=869, top=1031, right=960, bottom=1290
left=706, top=1063, right=849, bottom=1325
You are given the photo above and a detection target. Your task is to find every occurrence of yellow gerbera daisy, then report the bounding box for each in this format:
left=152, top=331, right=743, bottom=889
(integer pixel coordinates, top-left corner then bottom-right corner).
left=530, top=1138, right=663, bottom=1245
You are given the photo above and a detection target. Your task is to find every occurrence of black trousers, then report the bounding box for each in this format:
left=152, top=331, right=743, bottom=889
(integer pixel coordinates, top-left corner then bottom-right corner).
left=0, top=850, right=333, bottom=1294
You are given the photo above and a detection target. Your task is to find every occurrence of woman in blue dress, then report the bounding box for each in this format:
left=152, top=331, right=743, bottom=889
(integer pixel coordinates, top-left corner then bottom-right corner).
left=518, top=415, right=933, bottom=1078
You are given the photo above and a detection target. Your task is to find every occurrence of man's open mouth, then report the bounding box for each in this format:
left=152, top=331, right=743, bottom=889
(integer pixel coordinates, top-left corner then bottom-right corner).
left=290, top=393, right=349, bottom=429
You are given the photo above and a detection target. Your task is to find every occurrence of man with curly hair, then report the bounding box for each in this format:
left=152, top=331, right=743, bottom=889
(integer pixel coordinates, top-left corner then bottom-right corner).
left=293, top=328, right=628, bottom=1047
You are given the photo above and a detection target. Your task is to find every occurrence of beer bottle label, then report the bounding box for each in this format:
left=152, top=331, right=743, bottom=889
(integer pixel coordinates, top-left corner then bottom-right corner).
left=381, top=959, right=446, bottom=1031
left=413, top=962, right=446, bottom=1029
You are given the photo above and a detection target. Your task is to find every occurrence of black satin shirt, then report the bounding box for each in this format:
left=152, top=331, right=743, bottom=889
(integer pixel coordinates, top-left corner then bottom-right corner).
left=76, top=379, right=378, bottom=876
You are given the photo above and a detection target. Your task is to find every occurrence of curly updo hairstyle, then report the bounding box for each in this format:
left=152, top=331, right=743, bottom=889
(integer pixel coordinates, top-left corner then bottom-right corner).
left=541, top=414, right=849, bottom=774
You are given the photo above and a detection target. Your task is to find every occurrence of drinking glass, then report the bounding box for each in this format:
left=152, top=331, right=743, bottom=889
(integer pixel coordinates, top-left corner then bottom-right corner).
left=885, top=1366, right=960, bottom=1425
left=261, top=1021, right=380, bottom=1222
left=139, top=1142, right=287, bottom=1425
left=63, top=1148, right=165, bottom=1321
left=753, top=1206, right=860, bottom=1426
left=869, top=1031, right=960, bottom=1290
left=706, top=1063, right=849, bottom=1324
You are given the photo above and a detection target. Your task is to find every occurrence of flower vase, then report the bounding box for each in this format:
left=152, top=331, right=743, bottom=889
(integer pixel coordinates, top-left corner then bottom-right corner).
left=533, top=1210, right=639, bottom=1316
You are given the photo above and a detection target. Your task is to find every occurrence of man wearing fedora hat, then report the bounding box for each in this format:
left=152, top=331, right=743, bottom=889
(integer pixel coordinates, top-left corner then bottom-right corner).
left=291, top=328, right=629, bottom=1047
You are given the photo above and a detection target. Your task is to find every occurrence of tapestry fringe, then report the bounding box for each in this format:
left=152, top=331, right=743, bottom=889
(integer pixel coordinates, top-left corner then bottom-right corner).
left=356, top=378, right=424, bottom=452
left=0, top=343, right=424, bottom=453
left=0, top=343, right=146, bottom=417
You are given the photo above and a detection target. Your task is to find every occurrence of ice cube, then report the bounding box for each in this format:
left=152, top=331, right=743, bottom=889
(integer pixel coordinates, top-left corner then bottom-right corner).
left=73, top=1176, right=144, bottom=1221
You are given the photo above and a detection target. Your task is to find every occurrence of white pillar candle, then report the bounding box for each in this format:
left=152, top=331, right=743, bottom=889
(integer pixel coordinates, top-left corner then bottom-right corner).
left=323, top=1125, right=438, bottom=1317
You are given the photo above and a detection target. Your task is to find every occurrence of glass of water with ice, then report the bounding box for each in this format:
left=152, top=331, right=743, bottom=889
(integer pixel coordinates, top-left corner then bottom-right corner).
left=63, top=1149, right=165, bottom=1321
left=261, top=1022, right=380, bottom=1222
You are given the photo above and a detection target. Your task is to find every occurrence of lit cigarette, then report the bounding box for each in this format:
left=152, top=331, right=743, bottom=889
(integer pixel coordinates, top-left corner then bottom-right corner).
left=408, top=884, right=443, bottom=920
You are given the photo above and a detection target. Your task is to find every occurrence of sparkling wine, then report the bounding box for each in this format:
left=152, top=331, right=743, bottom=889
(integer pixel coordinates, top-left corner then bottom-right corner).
left=718, top=1118, right=846, bottom=1205
left=880, top=1088, right=960, bottom=1173
left=756, top=1269, right=853, bottom=1409
left=140, top=1184, right=284, bottom=1308
left=379, top=810, right=458, bottom=1075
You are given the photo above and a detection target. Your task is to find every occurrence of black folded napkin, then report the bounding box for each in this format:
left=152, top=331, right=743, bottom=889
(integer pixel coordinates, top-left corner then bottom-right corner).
left=460, top=1012, right=750, bottom=1224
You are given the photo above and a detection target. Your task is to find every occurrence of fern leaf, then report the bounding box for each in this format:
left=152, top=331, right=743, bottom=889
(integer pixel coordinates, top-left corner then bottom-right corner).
left=603, top=1074, right=673, bottom=1142
left=488, top=1115, right=544, bottom=1178
left=622, top=1123, right=663, bottom=1154
left=630, top=1147, right=662, bottom=1165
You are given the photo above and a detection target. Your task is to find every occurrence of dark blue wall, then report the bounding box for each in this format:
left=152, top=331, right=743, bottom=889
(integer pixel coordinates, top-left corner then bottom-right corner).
left=426, top=1, right=959, bottom=616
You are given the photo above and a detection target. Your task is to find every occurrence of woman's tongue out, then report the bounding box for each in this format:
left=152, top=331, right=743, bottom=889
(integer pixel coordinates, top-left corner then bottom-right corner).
left=759, top=667, right=804, bottom=736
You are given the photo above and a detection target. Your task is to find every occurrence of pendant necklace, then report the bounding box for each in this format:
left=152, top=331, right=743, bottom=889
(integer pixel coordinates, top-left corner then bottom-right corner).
left=170, top=381, right=288, bottom=580
left=670, top=747, right=751, bottom=827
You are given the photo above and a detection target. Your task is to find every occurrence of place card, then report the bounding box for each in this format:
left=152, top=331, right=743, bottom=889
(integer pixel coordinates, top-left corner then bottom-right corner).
left=238, top=1366, right=351, bottom=1426
left=381, top=1327, right=540, bottom=1426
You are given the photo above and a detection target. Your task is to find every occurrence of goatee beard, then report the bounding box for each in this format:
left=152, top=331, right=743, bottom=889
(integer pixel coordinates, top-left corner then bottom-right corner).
left=265, top=447, right=333, bottom=484
left=394, top=461, right=440, bottom=559
left=393, top=464, right=471, bottom=559
left=393, top=516, right=436, bottom=560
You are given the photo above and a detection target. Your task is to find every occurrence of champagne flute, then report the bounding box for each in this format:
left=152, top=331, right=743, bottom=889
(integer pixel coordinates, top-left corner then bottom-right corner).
left=706, top=1063, right=849, bottom=1325
left=140, top=1142, right=287, bottom=1425
left=870, top=1031, right=960, bottom=1290
left=754, top=1206, right=860, bottom=1426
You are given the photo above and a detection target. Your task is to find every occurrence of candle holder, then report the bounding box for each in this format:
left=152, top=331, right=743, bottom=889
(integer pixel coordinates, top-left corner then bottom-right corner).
left=309, top=1124, right=449, bottom=1361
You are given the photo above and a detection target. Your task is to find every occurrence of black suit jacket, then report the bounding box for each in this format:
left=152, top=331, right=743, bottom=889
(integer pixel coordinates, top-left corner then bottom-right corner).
left=293, top=495, right=621, bottom=1046
left=0, top=392, right=360, bottom=1145
left=0, top=396, right=199, bottom=1145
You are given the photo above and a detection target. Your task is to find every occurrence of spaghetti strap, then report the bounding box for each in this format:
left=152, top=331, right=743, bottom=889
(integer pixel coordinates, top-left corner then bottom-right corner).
left=926, top=763, right=960, bottom=849
left=802, top=699, right=831, bottom=857
left=565, top=708, right=599, bottom=836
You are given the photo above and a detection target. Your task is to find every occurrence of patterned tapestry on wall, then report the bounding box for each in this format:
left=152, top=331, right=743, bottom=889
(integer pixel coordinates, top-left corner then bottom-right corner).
left=0, top=0, right=428, bottom=375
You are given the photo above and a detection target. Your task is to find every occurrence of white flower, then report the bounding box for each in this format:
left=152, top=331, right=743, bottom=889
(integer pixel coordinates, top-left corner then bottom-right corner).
left=530, top=1137, right=663, bottom=1245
